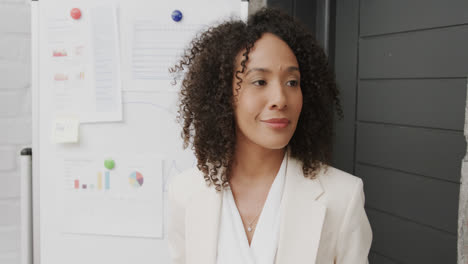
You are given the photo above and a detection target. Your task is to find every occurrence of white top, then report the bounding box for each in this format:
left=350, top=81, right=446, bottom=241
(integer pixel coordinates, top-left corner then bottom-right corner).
left=216, top=153, right=287, bottom=264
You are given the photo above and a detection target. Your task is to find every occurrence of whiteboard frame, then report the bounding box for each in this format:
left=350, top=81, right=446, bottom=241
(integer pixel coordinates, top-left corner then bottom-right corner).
left=31, top=0, right=41, bottom=264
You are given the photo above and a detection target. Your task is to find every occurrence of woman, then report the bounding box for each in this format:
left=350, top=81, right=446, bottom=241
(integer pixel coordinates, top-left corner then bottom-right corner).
left=168, top=8, right=372, bottom=264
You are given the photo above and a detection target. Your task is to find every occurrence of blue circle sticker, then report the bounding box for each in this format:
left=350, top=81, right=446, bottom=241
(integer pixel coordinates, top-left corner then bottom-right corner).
left=171, top=10, right=183, bottom=22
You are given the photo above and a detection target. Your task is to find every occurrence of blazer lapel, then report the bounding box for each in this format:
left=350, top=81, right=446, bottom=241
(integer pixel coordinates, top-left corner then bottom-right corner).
left=185, top=183, right=222, bottom=264
left=184, top=154, right=327, bottom=264
left=275, top=156, right=327, bottom=264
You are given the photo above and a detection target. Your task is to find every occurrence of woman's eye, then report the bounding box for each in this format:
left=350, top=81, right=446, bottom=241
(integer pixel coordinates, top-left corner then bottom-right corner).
left=287, top=80, right=299, bottom=87
left=253, top=80, right=267, bottom=86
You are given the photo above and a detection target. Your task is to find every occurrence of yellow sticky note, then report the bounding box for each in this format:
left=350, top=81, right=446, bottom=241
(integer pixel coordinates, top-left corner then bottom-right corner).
left=52, top=117, right=79, bottom=143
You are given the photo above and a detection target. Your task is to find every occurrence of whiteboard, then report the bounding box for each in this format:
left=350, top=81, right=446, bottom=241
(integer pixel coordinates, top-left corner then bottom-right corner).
left=32, top=0, right=242, bottom=263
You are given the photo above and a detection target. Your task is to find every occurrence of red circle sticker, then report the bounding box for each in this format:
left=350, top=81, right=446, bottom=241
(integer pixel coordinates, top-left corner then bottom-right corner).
left=70, top=8, right=82, bottom=20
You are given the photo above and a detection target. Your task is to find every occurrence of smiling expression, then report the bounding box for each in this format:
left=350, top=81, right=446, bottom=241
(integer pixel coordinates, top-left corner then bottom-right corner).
left=233, top=33, right=303, bottom=150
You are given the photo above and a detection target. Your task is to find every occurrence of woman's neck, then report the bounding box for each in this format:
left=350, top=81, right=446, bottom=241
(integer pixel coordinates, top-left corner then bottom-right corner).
left=230, top=140, right=286, bottom=187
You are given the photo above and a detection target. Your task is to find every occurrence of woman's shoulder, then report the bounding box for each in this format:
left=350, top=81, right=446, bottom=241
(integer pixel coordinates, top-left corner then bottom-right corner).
left=319, top=165, right=363, bottom=187
left=167, top=167, right=208, bottom=205
left=315, top=164, right=365, bottom=203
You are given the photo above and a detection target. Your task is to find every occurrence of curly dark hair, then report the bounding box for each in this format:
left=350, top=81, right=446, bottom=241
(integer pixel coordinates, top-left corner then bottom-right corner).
left=171, top=7, right=343, bottom=191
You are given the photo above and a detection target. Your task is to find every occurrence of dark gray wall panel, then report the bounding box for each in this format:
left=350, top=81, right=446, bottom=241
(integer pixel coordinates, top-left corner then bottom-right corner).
left=359, top=25, right=468, bottom=79
left=368, top=209, right=457, bottom=264
left=368, top=252, right=399, bottom=264
left=358, top=79, right=467, bottom=131
left=360, top=0, right=468, bottom=36
left=332, top=0, right=359, bottom=173
left=357, top=164, right=459, bottom=234
left=268, top=0, right=293, bottom=16
left=356, top=122, right=465, bottom=182
left=294, top=0, right=316, bottom=35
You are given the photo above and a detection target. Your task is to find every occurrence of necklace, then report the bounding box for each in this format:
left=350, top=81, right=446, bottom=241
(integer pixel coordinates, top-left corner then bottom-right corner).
left=228, top=183, right=264, bottom=232
left=246, top=207, right=262, bottom=232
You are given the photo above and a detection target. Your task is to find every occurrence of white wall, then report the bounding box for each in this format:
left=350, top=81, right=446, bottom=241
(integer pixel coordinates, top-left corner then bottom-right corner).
left=460, top=90, right=468, bottom=263
left=0, top=0, right=31, bottom=263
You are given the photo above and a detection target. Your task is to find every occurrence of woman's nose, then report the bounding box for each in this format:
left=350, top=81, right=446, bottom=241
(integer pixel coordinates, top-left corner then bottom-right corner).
left=268, top=82, right=287, bottom=110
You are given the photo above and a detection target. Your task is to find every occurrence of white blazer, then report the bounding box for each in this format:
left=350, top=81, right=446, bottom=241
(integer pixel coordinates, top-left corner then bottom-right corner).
left=168, top=154, right=373, bottom=264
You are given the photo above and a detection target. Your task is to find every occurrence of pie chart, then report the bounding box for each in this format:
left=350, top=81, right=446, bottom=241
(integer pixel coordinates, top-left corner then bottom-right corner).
left=129, top=171, right=144, bottom=188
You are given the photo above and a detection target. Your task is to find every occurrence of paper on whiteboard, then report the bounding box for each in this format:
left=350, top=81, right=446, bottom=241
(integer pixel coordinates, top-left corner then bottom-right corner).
left=119, top=0, right=241, bottom=92
left=130, top=20, right=203, bottom=82
left=52, top=117, right=79, bottom=143
left=88, top=6, right=123, bottom=122
left=46, top=5, right=122, bottom=123
left=59, top=154, right=163, bottom=238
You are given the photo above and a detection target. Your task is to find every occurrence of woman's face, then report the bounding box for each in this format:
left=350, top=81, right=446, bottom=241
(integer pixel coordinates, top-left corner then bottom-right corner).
left=233, top=33, right=303, bottom=150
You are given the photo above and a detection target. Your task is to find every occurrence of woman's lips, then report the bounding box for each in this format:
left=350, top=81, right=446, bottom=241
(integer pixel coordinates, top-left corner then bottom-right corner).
left=261, top=118, right=290, bottom=129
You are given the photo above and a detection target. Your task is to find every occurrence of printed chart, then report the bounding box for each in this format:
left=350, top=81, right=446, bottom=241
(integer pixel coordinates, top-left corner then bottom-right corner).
left=129, top=171, right=144, bottom=188
left=60, top=154, right=163, bottom=238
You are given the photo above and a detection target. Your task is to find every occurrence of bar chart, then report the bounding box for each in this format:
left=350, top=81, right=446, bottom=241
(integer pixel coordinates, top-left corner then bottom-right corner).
left=73, top=171, right=111, bottom=191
